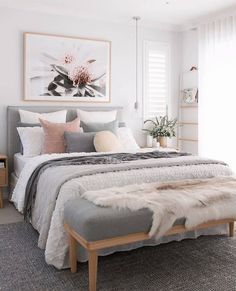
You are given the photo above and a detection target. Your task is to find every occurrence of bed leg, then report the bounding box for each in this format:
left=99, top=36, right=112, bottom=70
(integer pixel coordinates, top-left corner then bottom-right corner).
left=88, top=250, right=98, bottom=291
left=229, top=222, right=235, bottom=237
left=69, top=233, right=77, bottom=273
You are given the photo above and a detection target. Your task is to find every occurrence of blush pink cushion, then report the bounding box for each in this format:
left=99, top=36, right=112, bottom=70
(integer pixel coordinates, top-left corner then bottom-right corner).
left=40, top=118, right=81, bottom=154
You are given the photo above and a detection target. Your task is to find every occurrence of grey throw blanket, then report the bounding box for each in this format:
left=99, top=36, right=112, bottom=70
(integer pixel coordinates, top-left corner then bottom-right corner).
left=24, top=151, right=191, bottom=220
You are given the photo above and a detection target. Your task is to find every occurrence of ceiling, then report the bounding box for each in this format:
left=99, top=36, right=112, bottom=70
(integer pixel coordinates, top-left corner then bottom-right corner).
left=1, top=0, right=236, bottom=30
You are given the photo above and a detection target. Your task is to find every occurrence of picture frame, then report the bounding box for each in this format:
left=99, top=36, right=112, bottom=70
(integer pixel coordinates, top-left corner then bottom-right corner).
left=182, top=87, right=198, bottom=104
left=24, top=32, right=111, bottom=102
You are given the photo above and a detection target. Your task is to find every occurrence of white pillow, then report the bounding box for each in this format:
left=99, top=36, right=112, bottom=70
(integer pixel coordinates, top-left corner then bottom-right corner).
left=77, top=109, right=117, bottom=123
left=94, top=131, right=123, bottom=152
left=17, top=127, right=44, bottom=157
left=19, top=109, right=67, bottom=124
left=117, top=127, right=140, bottom=151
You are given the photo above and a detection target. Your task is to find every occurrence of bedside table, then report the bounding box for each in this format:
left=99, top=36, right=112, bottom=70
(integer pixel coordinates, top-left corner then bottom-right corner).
left=0, top=155, right=8, bottom=208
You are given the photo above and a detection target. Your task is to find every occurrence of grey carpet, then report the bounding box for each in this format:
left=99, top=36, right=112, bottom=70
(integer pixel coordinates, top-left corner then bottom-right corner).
left=0, top=222, right=236, bottom=291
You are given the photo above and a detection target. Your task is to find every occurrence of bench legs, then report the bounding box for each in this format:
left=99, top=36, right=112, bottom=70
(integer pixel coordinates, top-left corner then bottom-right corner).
left=69, top=232, right=98, bottom=291
left=66, top=220, right=235, bottom=291
left=69, top=233, right=78, bottom=273
left=88, top=251, right=98, bottom=291
left=229, top=222, right=235, bottom=237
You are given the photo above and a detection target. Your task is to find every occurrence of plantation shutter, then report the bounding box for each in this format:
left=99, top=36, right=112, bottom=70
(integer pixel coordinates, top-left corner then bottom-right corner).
left=143, top=41, right=170, bottom=119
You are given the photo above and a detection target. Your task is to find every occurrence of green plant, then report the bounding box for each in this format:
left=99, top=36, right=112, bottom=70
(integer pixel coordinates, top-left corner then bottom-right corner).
left=143, top=115, right=177, bottom=139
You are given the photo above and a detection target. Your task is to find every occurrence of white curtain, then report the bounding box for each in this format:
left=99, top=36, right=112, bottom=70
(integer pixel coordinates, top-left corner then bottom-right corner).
left=198, top=15, right=236, bottom=172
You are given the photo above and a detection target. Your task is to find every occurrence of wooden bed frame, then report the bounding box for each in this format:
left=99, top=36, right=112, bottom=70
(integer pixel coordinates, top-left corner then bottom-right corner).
left=65, top=219, right=235, bottom=291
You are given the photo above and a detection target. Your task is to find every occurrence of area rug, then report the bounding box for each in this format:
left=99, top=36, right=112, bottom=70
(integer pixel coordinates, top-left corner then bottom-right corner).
left=0, top=222, right=236, bottom=291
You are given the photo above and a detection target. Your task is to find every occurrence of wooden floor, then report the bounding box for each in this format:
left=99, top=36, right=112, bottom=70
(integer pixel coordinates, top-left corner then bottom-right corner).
left=0, top=200, right=23, bottom=224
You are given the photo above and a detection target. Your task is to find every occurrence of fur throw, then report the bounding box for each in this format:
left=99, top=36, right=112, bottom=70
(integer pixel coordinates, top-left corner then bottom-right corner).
left=82, top=176, right=236, bottom=238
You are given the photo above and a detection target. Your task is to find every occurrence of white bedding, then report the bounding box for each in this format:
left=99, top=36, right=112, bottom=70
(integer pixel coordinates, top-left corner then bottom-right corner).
left=13, top=153, right=33, bottom=178
left=11, top=148, right=171, bottom=210
left=12, top=152, right=98, bottom=212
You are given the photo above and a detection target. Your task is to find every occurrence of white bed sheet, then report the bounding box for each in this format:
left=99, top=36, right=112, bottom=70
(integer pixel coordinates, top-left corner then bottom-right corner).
left=14, top=153, right=33, bottom=177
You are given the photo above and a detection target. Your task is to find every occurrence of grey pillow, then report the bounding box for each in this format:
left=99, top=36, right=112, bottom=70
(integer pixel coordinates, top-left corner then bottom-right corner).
left=64, top=132, right=96, bottom=153
left=81, top=120, right=118, bottom=134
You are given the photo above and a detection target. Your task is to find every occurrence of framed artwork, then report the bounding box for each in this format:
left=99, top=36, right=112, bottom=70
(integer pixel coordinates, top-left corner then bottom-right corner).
left=182, top=87, right=198, bottom=104
left=24, top=32, right=111, bottom=102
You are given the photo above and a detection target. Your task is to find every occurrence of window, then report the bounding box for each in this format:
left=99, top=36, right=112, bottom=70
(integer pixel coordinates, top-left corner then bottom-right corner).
left=143, top=41, right=170, bottom=119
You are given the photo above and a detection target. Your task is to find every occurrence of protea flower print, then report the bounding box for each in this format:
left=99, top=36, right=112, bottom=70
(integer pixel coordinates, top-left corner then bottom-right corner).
left=26, top=33, right=110, bottom=101
left=69, top=66, right=92, bottom=87
left=39, top=52, right=107, bottom=97
left=31, top=40, right=108, bottom=98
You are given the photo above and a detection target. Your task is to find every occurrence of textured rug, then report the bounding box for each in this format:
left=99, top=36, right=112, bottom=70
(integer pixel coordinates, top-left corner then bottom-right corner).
left=0, top=222, right=236, bottom=291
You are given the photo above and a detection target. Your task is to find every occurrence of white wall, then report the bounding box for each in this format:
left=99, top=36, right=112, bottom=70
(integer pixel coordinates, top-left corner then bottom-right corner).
left=0, top=7, right=182, bottom=154
left=182, top=29, right=198, bottom=72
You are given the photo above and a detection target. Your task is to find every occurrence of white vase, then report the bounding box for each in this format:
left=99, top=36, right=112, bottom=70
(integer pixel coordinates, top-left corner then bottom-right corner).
left=152, top=139, right=157, bottom=147
left=152, top=139, right=160, bottom=148
left=146, top=135, right=153, bottom=148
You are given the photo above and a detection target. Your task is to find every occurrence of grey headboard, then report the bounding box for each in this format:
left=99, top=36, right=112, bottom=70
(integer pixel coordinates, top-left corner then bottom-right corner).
left=7, top=106, right=123, bottom=172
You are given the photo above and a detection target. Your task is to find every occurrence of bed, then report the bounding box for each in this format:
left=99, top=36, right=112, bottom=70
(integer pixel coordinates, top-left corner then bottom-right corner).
left=7, top=106, right=234, bottom=270
left=13, top=153, right=32, bottom=177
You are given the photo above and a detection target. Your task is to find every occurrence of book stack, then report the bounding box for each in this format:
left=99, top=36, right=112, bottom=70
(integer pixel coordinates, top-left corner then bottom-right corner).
left=0, top=162, right=5, bottom=168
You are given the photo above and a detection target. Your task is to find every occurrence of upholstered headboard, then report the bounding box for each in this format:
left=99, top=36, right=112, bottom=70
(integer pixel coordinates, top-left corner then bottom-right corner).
left=7, top=106, right=123, bottom=172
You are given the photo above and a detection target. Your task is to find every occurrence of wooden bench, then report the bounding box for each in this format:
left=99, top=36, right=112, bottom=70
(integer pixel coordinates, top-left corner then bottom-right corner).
left=65, top=219, right=235, bottom=291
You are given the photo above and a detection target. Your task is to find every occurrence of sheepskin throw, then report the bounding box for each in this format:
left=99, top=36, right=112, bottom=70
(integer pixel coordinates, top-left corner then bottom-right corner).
left=82, top=176, right=236, bottom=238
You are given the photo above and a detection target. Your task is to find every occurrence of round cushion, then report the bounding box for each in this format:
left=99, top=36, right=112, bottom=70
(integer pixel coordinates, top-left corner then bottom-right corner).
left=94, top=131, right=123, bottom=152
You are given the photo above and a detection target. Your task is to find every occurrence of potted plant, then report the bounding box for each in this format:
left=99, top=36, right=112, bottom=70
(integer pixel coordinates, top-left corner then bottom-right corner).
left=143, top=115, right=177, bottom=148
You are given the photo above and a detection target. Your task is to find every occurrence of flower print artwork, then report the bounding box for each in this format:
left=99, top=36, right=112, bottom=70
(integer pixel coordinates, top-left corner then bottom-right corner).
left=24, top=33, right=110, bottom=102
